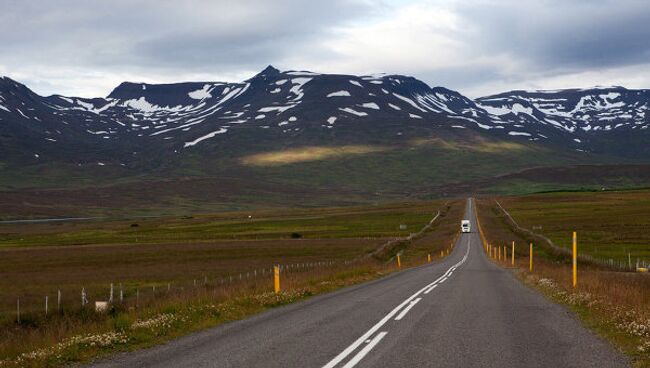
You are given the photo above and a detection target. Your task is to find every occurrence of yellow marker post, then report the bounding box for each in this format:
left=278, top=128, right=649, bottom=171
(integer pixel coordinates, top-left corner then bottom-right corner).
left=428, top=253, right=431, bottom=263
left=498, top=246, right=501, bottom=261
left=274, top=265, right=280, bottom=294
left=397, top=254, right=401, bottom=268
left=572, top=232, right=577, bottom=288
left=440, top=250, right=444, bottom=258
left=529, top=243, right=533, bottom=271
left=504, top=246, right=507, bottom=262
left=511, top=241, right=515, bottom=266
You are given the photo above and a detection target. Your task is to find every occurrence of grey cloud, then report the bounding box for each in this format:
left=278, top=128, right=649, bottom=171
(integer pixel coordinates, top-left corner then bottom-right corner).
left=0, top=0, right=649, bottom=97
left=0, top=0, right=371, bottom=93
left=456, top=0, right=650, bottom=70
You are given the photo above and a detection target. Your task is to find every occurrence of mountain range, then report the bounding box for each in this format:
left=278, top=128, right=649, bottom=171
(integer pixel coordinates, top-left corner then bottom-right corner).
left=1, top=65, right=649, bottom=217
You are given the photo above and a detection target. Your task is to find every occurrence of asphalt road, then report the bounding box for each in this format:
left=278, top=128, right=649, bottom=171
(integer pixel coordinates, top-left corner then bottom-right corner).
left=90, top=199, right=629, bottom=368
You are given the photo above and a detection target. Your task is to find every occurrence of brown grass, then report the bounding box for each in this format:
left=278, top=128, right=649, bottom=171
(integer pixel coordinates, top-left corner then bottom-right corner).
left=0, top=258, right=396, bottom=366
left=0, top=238, right=382, bottom=315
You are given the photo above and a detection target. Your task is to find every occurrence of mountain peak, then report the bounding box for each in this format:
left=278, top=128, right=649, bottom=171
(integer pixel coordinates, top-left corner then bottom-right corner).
left=260, top=65, right=280, bottom=75
left=248, top=65, right=281, bottom=81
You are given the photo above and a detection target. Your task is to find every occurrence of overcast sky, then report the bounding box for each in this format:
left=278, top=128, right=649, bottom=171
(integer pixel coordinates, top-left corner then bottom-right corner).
left=1, top=0, right=650, bottom=98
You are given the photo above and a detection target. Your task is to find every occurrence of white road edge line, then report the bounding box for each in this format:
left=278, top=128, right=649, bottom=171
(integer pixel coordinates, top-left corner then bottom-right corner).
left=394, top=298, right=421, bottom=320
left=322, top=237, right=471, bottom=368
left=341, top=331, right=388, bottom=368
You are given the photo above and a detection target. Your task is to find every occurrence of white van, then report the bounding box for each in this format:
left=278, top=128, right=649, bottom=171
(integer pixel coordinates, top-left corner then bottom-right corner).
left=461, top=220, right=471, bottom=233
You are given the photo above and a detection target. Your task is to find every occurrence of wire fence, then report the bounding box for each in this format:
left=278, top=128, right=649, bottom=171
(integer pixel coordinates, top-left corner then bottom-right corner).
left=1, top=209, right=449, bottom=326
left=1, top=257, right=379, bottom=325
left=495, top=200, right=648, bottom=272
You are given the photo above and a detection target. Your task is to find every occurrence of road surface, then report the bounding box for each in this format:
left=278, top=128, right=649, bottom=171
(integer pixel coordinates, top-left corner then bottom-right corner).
left=90, top=199, right=628, bottom=368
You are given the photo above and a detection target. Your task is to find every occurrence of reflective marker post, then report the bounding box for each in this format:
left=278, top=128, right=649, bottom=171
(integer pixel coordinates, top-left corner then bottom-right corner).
left=274, top=265, right=280, bottom=293
left=572, top=232, right=577, bottom=288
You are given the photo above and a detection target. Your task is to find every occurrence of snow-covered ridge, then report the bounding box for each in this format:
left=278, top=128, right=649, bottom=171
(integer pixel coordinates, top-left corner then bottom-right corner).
left=1, top=68, right=648, bottom=154
left=476, top=87, right=649, bottom=136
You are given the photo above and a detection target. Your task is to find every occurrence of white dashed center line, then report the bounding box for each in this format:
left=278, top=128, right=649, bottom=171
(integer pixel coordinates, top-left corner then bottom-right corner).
left=322, top=237, right=471, bottom=368
left=394, top=298, right=422, bottom=320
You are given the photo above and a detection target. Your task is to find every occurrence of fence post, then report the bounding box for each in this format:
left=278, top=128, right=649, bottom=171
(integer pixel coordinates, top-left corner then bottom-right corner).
left=511, top=241, right=515, bottom=266
left=17, top=297, right=20, bottom=324
left=57, top=290, right=61, bottom=312
left=529, top=243, right=533, bottom=271
left=428, top=254, right=431, bottom=263
left=397, top=255, right=401, bottom=268
left=81, top=288, right=87, bottom=307
left=110, top=283, right=114, bottom=303
left=629, top=253, right=632, bottom=270
left=572, top=232, right=577, bottom=288
left=274, top=265, right=280, bottom=294
left=45, top=296, right=49, bottom=316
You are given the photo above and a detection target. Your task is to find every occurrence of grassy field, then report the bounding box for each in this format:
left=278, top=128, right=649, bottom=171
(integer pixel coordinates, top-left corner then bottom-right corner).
left=495, top=189, right=650, bottom=266
left=0, top=199, right=464, bottom=366
left=6, top=136, right=645, bottom=220
left=0, top=200, right=451, bottom=311
left=0, top=201, right=442, bottom=248
left=476, top=195, right=650, bottom=367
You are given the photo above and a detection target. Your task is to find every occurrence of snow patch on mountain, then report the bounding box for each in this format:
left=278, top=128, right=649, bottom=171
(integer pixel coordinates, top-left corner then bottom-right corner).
left=508, top=131, right=531, bottom=136
left=288, top=78, right=311, bottom=101
left=349, top=80, right=363, bottom=88
left=188, top=84, right=213, bottom=100
left=393, top=93, right=427, bottom=113
left=339, top=107, right=368, bottom=117
left=360, top=102, right=380, bottom=110
left=184, top=128, right=228, bottom=148
left=327, top=90, right=351, bottom=97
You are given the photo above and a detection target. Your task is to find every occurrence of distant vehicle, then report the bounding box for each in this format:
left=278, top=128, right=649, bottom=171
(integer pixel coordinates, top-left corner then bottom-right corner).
left=461, top=220, right=471, bottom=233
